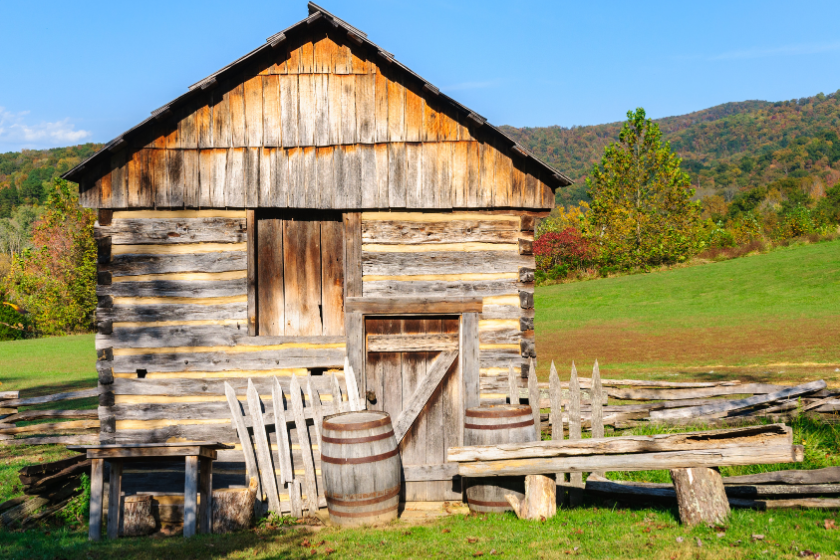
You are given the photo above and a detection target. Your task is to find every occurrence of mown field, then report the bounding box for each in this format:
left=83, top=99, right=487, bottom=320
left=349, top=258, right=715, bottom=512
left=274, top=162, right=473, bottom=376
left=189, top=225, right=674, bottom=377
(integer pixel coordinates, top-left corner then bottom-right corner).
left=535, top=239, right=840, bottom=385
left=2, top=241, right=840, bottom=558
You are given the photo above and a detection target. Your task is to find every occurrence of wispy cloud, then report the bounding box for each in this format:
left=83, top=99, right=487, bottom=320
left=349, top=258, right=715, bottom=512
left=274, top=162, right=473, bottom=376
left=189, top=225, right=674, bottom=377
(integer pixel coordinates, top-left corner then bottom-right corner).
left=0, top=107, right=91, bottom=149
left=441, top=79, right=501, bottom=92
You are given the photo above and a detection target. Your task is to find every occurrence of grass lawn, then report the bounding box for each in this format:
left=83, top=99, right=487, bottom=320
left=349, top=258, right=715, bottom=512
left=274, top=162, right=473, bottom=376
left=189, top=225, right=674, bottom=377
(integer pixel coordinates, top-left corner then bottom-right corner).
left=0, top=333, right=96, bottom=395
left=535, top=239, right=840, bottom=384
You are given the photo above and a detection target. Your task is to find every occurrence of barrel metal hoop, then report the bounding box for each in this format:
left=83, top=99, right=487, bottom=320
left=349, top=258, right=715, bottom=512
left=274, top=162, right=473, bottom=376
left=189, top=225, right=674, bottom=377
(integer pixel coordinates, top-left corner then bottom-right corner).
left=464, top=419, right=535, bottom=430
left=323, top=416, right=391, bottom=432
left=321, top=430, right=394, bottom=445
left=467, top=498, right=511, bottom=508
left=321, top=447, right=399, bottom=465
left=325, top=485, right=400, bottom=507
left=327, top=502, right=399, bottom=518
left=465, top=408, right=531, bottom=418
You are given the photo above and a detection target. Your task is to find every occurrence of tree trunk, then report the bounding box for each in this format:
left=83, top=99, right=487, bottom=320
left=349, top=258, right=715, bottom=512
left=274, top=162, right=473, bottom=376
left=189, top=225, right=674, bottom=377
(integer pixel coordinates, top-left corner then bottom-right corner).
left=121, top=495, right=156, bottom=537
left=670, top=467, right=730, bottom=526
left=505, top=474, right=556, bottom=520
left=212, top=476, right=258, bottom=534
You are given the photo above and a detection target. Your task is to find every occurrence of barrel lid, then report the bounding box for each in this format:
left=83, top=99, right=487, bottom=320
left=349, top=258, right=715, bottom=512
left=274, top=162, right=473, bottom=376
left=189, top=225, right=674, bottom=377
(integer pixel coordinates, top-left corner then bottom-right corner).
left=465, top=404, right=531, bottom=418
left=323, top=410, right=391, bottom=431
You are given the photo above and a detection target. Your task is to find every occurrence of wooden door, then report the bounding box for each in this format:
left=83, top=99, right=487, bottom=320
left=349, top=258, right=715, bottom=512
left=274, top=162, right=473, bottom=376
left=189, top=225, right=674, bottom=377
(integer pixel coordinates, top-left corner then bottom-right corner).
left=365, top=316, right=462, bottom=501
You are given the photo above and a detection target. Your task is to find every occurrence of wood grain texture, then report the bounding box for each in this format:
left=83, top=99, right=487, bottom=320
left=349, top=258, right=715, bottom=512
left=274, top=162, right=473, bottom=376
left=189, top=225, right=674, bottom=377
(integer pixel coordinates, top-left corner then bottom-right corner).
left=246, top=379, right=281, bottom=513
left=392, top=350, right=458, bottom=443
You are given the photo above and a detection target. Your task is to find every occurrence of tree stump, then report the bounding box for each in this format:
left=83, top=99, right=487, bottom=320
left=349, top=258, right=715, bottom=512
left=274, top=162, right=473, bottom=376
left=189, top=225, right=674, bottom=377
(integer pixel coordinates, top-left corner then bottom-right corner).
left=505, top=474, right=556, bottom=520
left=212, top=476, right=258, bottom=534
left=121, top=495, right=155, bottom=537
left=670, top=467, right=730, bottom=526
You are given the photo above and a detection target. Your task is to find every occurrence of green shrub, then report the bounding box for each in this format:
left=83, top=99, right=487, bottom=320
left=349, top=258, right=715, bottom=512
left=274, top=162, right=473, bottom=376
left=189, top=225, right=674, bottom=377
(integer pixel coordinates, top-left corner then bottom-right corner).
left=0, top=302, right=32, bottom=340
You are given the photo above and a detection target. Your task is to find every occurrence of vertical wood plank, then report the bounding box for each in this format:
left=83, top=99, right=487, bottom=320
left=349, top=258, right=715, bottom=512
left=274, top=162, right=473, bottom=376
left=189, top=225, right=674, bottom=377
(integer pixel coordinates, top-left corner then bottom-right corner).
left=387, top=79, right=405, bottom=141
left=245, top=147, right=259, bottom=206
left=345, top=314, right=364, bottom=400
left=303, top=146, right=317, bottom=208
left=359, top=144, right=377, bottom=208
left=374, top=70, right=389, bottom=142
left=197, top=102, right=213, bottom=148
left=299, top=40, right=314, bottom=73
left=211, top=149, right=227, bottom=207
left=314, top=74, right=330, bottom=146
left=271, top=377, right=302, bottom=517
left=287, top=147, right=305, bottom=207
left=224, top=148, right=245, bottom=207
left=343, top=144, right=362, bottom=208
left=283, top=218, right=322, bottom=335
left=151, top=149, right=169, bottom=208
left=356, top=73, right=375, bottom=143
left=423, top=98, right=439, bottom=142
left=549, top=361, right=563, bottom=440
left=494, top=145, right=513, bottom=208
left=259, top=148, right=273, bottom=206
left=280, top=75, right=299, bottom=148
left=328, top=74, right=342, bottom=144
left=244, top=75, right=263, bottom=147
left=198, top=150, right=214, bottom=207
left=257, top=216, right=284, bottom=335
left=247, top=379, right=282, bottom=513
left=198, top=457, right=212, bottom=534
left=316, top=146, right=335, bottom=209
left=461, top=312, right=480, bottom=410
left=375, top=143, right=389, bottom=207
left=247, top=210, right=257, bottom=336
left=569, top=362, right=583, bottom=504
left=508, top=362, right=519, bottom=405
left=313, top=34, right=334, bottom=73
left=228, top=84, right=246, bottom=147
left=333, top=43, right=350, bottom=74
left=298, top=74, right=315, bottom=147
left=340, top=75, right=357, bottom=144
left=478, top=142, right=495, bottom=207
left=273, top=148, right=289, bottom=207
left=528, top=357, right=540, bottom=432
left=344, top=359, right=362, bottom=411
left=405, top=87, right=423, bottom=142
left=437, top=142, right=452, bottom=209
left=287, top=43, right=301, bottom=75
left=350, top=46, right=367, bottom=74
left=321, top=217, right=345, bottom=334
left=388, top=142, right=406, bottom=207
left=466, top=141, right=481, bottom=207
left=88, top=458, right=104, bottom=541
left=591, top=360, right=604, bottom=439
left=224, top=382, right=263, bottom=513
left=523, top=171, right=537, bottom=209
left=106, top=461, right=122, bottom=539
left=109, top=151, right=127, bottom=209
left=410, top=142, right=429, bottom=208
left=262, top=75, right=281, bottom=147
left=451, top=142, right=468, bottom=208
left=305, top=373, right=324, bottom=446
left=179, top=111, right=197, bottom=149
left=183, top=150, right=198, bottom=208
left=289, top=374, right=319, bottom=515
left=166, top=149, right=184, bottom=208
left=212, top=88, right=230, bottom=147
left=183, top=456, right=198, bottom=537
left=343, top=212, right=362, bottom=297
left=330, top=371, right=347, bottom=413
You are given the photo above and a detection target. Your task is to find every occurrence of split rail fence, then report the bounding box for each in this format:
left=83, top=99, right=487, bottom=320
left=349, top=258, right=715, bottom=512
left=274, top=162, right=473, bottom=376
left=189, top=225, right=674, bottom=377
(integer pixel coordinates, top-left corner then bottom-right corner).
left=0, top=389, right=100, bottom=446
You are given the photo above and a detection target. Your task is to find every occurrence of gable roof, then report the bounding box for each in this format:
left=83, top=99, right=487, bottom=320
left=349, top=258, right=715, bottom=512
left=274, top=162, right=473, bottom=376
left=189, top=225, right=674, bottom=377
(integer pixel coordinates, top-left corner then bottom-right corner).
left=63, top=2, right=571, bottom=188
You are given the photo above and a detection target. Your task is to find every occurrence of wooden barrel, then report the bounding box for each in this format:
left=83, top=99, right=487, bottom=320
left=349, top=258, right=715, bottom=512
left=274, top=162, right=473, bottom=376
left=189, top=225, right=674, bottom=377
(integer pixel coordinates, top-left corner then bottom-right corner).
left=464, top=404, right=538, bottom=514
left=321, top=411, right=401, bottom=526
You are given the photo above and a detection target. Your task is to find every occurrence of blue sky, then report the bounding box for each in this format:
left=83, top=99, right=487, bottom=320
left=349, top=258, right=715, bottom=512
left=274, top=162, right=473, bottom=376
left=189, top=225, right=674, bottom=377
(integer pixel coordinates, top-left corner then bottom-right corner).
left=2, top=0, right=840, bottom=151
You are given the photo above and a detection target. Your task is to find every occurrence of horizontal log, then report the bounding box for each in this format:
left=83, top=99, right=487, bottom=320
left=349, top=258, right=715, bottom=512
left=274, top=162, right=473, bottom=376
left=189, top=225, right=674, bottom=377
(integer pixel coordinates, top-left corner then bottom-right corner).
left=110, top=401, right=341, bottom=423
left=361, top=219, right=518, bottom=245
left=367, top=333, right=458, bottom=353
left=232, top=336, right=346, bottom=346
left=363, top=279, right=517, bottom=298
left=1, top=388, right=101, bottom=408
left=723, top=467, right=840, bottom=485
left=402, top=464, right=459, bottom=482
left=479, top=305, right=533, bottom=321
left=651, top=380, right=827, bottom=420
left=345, top=296, right=482, bottom=315
left=112, top=348, right=346, bottom=373
left=97, top=303, right=246, bottom=323
left=607, top=383, right=788, bottom=401
left=19, top=454, right=88, bottom=477
left=100, top=325, right=243, bottom=349
left=111, top=376, right=342, bottom=397
left=0, top=420, right=99, bottom=435
left=749, top=498, right=840, bottom=510
left=362, top=251, right=532, bottom=276
left=447, top=424, right=791, bottom=462
left=97, top=218, right=246, bottom=244
left=0, top=391, right=19, bottom=400
left=0, top=435, right=99, bottom=446
left=456, top=445, right=804, bottom=478
left=104, top=252, right=247, bottom=277
left=98, top=279, right=246, bottom=298
left=585, top=475, right=840, bottom=500
left=2, top=410, right=98, bottom=423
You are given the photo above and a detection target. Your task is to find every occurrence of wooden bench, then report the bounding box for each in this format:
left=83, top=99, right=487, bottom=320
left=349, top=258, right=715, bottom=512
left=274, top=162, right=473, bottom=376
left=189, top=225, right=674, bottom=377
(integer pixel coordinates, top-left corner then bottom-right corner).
left=69, top=442, right=231, bottom=540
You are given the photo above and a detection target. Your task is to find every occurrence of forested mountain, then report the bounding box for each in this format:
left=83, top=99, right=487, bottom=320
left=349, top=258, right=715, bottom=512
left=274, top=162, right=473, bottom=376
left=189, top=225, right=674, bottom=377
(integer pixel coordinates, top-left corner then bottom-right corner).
left=503, top=91, right=840, bottom=207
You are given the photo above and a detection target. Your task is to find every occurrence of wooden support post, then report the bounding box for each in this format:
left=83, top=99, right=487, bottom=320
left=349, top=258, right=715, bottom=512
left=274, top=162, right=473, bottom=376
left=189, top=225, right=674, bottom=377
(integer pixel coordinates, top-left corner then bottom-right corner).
left=528, top=358, right=540, bottom=432
left=506, top=474, right=557, bottom=520
left=590, top=360, right=604, bottom=478
left=508, top=362, right=519, bottom=405
left=670, top=467, right=730, bottom=527
left=548, top=361, right=566, bottom=504
left=271, top=377, right=303, bottom=517
left=89, top=458, right=104, bottom=541
left=462, top=312, right=480, bottom=411
left=246, top=209, right=257, bottom=336
left=199, top=457, right=213, bottom=534
left=568, top=363, right=583, bottom=506
left=246, top=379, right=282, bottom=513
left=290, top=373, right=319, bottom=516
left=345, top=313, right=365, bottom=398
left=106, top=461, right=122, bottom=539
left=305, top=373, right=324, bottom=446
left=184, top=456, right=198, bottom=538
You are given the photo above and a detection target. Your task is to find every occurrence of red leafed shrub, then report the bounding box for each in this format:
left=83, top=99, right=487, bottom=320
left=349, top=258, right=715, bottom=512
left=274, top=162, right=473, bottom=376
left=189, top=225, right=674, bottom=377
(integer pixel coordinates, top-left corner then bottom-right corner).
left=533, top=227, right=595, bottom=272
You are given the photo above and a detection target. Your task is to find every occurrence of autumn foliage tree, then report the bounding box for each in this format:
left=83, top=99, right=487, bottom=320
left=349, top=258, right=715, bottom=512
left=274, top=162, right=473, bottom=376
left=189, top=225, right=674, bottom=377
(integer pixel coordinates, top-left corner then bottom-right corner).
left=1, top=179, right=96, bottom=335
left=585, top=108, right=702, bottom=269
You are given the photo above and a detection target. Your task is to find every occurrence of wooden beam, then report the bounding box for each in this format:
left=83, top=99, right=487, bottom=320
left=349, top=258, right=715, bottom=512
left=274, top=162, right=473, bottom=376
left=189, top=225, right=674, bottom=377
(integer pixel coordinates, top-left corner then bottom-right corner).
left=366, top=333, right=458, bottom=353
left=345, top=296, right=482, bottom=315
left=723, top=467, right=840, bottom=486
left=393, top=350, right=458, bottom=443
left=461, top=312, right=480, bottom=411
left=457, top=445, right=804, bottom=478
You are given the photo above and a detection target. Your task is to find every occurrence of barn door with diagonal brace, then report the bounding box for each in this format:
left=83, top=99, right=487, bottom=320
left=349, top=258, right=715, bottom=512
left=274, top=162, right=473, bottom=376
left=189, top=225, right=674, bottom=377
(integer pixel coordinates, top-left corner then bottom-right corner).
left=364, top=316, right=462, bottom=501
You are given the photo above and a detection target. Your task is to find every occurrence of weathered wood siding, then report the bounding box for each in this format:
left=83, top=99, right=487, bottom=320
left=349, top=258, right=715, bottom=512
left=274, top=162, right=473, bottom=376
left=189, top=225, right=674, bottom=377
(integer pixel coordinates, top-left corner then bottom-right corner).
left=79, top=31, right=555, bottom=211
left=360, top=211, right=535, bottom=402
left=95, top=209, right=348, bottom=492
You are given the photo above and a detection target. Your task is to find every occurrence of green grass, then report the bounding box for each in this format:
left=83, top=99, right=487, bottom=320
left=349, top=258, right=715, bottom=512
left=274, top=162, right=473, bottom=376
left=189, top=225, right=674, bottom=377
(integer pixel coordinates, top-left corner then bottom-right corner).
left=0, top=333, right=96, bottom=395
left=534, top=239, right=840, bottom=381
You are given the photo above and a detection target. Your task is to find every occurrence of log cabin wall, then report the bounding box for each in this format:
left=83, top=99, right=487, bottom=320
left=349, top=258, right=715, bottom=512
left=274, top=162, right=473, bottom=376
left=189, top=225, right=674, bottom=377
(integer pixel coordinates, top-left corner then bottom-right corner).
left=360, top=211, right=536, bottom=401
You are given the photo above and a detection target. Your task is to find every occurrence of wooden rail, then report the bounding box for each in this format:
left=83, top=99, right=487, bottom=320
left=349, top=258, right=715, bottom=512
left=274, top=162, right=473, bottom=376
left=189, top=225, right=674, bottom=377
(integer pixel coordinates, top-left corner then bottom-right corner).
left=0, top=389, right=101, bottom=445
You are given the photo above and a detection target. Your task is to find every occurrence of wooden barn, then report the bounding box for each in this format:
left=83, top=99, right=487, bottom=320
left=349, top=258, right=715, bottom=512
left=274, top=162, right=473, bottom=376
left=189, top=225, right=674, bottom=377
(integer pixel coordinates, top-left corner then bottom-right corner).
left=63, top=2, right=571, bottom=506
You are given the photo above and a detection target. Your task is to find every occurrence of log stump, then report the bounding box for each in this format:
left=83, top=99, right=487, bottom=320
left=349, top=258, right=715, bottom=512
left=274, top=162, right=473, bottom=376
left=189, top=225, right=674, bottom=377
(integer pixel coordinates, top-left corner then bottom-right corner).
left=670, top=467, right=730, bottom=526
left=121, top=495, right=155, bottom=537
left=212, top=477, right=258, bottom=534
left=506, top=474, right=556, bottom=520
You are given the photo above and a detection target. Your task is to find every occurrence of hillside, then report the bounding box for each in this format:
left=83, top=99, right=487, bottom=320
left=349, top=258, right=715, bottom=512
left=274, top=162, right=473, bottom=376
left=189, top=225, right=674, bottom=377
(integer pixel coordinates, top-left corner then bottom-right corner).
left=534, top=238, right=840, bottom=382
left=503, top=91, right=840, bottom=207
